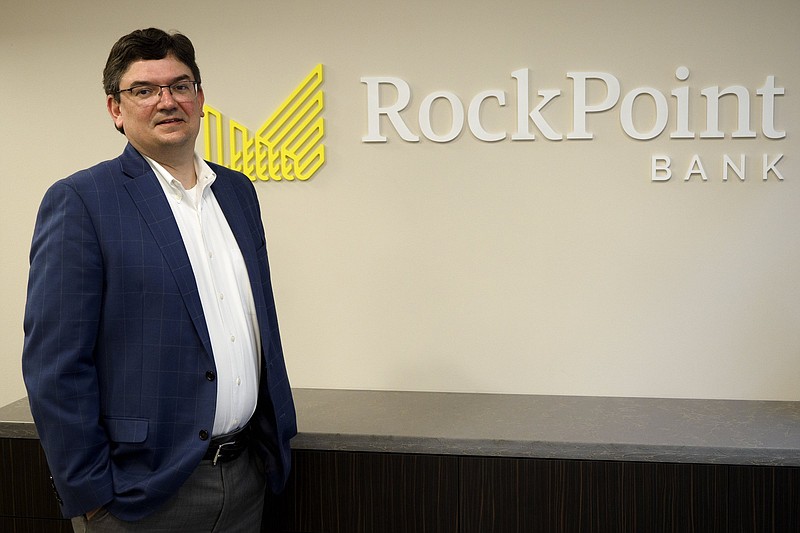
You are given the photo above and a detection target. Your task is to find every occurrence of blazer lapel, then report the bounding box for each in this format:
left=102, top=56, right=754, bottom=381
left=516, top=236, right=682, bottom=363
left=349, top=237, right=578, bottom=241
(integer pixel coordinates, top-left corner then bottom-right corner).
left=118, top=144, right=214, bottom=357
left=210, top=175, right=256, bottom=259
left=211, top=173, right=271, bottom=332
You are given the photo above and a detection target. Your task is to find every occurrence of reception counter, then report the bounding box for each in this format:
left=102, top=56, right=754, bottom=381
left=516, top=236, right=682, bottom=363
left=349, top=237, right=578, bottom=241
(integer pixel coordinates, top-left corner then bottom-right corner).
left=289, top=389, right=800, bottom=466
left=3, top=389, right=800, bottom=532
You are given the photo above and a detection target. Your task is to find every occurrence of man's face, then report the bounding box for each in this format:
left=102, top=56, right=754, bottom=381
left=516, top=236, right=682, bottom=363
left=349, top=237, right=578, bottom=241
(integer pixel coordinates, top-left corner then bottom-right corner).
left=107, top=54, right=204, bottom=162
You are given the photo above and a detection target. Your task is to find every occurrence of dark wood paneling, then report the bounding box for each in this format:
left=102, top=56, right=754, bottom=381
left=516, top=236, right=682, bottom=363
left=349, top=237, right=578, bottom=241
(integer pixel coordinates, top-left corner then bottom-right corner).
left=265, top=450, right=460, bottom=533
left=0, top=517, right=73, bottom=533
left=459, top=456, right=800, bottom=533
left=4, top=437, right=799, bottom=533
left=726, top=462, right=800, bottom=533
left=0, top=438, right=64, bottom=521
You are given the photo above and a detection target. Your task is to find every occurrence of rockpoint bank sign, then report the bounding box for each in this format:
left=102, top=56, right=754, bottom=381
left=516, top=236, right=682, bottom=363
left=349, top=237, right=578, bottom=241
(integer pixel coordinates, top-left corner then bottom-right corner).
left=361, top=67, right=788, bottom=182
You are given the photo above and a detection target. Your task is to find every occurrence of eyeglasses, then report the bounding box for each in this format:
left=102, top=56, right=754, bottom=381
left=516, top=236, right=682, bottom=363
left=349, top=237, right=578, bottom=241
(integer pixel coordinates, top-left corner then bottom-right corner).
left=115, top=80, right=199, bottom=104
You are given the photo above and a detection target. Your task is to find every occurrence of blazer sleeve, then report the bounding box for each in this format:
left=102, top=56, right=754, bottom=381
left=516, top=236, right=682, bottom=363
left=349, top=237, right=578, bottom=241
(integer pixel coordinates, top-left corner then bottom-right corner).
left=22, top=178, right=114, bottom=518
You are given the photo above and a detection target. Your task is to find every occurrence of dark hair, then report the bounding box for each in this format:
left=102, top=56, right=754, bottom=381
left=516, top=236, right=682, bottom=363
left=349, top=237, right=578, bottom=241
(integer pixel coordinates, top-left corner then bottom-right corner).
left=103, top=28, right=202, bottom=101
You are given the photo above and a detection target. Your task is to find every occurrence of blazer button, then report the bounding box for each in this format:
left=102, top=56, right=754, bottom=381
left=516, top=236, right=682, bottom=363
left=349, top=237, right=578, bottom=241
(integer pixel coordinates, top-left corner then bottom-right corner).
left=206, top=371, right=216, bottom=381
left=199, top=430, right=209, bottom=441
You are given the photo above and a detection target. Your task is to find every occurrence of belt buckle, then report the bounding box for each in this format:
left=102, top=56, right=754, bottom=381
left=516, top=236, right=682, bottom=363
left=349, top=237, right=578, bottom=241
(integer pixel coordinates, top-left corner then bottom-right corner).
left=212, top=441, right=236, bottom=466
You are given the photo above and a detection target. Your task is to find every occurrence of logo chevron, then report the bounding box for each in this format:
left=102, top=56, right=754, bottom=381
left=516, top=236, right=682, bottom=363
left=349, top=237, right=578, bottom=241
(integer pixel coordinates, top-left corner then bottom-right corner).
left=203, top=64, right=325, bottom=182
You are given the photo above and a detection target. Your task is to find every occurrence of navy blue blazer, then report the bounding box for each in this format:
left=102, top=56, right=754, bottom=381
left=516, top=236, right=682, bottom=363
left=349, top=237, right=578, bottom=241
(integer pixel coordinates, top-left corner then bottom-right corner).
left=22, top=144, right=297, bottom=521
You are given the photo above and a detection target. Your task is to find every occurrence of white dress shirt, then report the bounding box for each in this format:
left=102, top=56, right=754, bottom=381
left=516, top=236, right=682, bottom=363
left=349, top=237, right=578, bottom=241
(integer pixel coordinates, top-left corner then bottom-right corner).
left=145, top=154, right=261, bottom=437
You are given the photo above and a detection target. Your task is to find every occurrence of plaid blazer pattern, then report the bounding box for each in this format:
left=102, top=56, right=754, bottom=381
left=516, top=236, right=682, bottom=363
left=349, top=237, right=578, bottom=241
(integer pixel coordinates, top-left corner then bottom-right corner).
left=22, top=144, right=296, bottom=520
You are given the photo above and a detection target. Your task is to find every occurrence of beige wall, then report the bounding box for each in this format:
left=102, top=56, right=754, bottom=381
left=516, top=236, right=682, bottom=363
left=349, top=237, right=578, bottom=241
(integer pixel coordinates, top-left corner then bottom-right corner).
left=2, top=0, right=798, bottom=407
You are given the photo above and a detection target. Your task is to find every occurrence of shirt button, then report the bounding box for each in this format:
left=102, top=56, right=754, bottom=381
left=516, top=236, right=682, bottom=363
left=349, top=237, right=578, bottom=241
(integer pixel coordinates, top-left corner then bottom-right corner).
left=230, top=335, right=236, bottom=342
left=236, top=377, right=241, bottom=386
left=219, top=293, right=224, bottom=300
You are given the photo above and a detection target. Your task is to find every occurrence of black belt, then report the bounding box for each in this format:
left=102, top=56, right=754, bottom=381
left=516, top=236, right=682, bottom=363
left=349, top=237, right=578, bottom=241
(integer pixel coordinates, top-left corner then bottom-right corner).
left=203, top=425, right=250, bottom=466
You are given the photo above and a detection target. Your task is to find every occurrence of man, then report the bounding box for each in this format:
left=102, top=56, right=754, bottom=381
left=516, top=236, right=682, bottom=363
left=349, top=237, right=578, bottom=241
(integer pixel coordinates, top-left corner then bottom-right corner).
left=22, top=28, right=296, bottom=532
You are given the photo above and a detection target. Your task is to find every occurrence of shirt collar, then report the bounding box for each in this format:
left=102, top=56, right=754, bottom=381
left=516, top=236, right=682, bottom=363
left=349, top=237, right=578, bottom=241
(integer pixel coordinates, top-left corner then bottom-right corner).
left=144, top=153, right=217, bottom=204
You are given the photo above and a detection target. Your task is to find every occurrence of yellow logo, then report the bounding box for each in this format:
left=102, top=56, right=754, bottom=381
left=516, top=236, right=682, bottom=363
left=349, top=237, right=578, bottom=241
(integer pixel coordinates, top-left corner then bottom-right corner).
left=203, top=64, right=325, bottom=181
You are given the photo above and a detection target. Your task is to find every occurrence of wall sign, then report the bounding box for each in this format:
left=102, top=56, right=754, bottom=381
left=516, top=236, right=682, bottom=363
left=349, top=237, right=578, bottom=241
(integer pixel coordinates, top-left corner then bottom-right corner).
left=201, top=65, right=788, bottom=183
left=362, top=67, right=787, bottom=182
left=204, top=64, right=326, bottom=182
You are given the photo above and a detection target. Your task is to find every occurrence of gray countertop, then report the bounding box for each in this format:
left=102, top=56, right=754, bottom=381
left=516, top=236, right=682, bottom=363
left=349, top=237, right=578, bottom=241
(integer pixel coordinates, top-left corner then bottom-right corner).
left=3, top=389, right=800, bottom=466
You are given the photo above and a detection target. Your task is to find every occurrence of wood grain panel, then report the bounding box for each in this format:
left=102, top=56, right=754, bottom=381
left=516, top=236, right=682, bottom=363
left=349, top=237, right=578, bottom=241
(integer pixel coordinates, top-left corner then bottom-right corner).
left=4, top=437, right=798, bottom=532
left=266, top=450, right=459, bottom=533
left=0, top=517, right=73, bottom=533
left=459, top=456, right=799, bottom=533
left=0, top=438, right=64, bottom=521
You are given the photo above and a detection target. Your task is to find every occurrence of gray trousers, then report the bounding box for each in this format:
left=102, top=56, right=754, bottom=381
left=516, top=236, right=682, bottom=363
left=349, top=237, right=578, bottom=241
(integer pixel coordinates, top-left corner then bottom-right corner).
left=71, top=446, right=266, bottom=533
